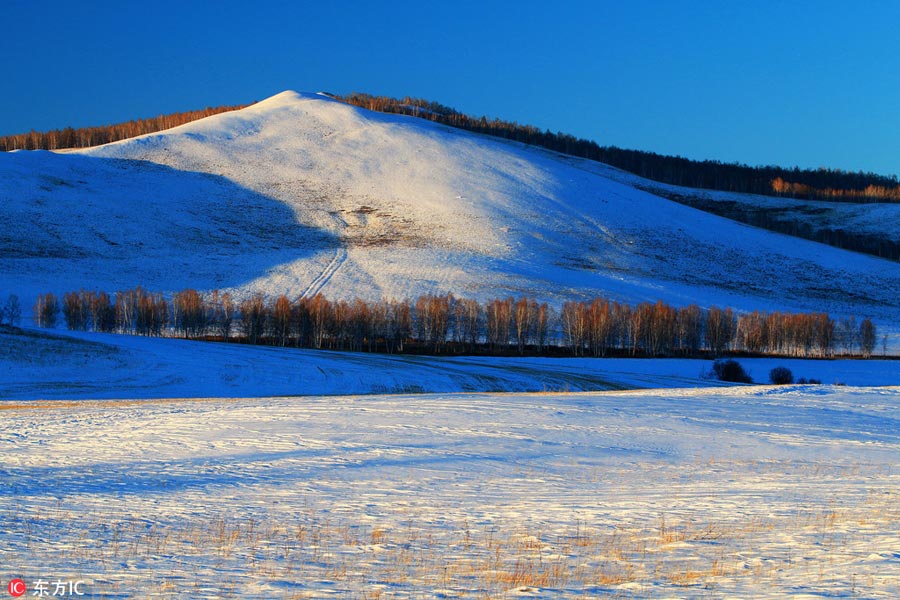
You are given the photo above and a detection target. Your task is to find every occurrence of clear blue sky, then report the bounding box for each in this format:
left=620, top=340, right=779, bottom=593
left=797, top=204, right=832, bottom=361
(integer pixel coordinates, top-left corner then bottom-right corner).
left=4, top=0, right=900, bottom=176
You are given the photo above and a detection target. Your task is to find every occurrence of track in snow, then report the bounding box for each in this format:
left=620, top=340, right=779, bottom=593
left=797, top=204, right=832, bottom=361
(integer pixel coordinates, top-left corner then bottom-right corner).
left=299, top=245, right=348, bottom=299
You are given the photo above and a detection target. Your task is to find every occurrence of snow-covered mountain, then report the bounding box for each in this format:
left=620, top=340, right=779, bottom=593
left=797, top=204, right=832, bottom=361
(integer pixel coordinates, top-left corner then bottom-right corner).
left=2, top=90, right=900, bottom=325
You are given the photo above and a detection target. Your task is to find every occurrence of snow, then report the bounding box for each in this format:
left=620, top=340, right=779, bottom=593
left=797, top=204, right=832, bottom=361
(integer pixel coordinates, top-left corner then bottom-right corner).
left=2, top=90, right=900, bottom=334
left=589, top=158, right=900, bottom=247
left=3, top=91, right=900, bottom=597
left=1, top=386, right=898, bottom=597
left=2, top=326, right=898, bottom=400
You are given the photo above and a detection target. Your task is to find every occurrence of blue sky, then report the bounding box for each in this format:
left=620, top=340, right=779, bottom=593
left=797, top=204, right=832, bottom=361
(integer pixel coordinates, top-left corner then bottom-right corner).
left=4, top=0, right=900, bottom=176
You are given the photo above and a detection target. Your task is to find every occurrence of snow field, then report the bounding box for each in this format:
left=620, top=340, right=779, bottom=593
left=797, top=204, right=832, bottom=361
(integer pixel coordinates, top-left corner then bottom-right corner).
left=1, top=387, right=898, bottom=597
left=3, top=326, right=899, bottom=400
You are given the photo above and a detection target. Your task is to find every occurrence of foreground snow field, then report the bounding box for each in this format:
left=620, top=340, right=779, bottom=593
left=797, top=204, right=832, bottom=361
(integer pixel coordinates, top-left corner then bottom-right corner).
left=1, top=387, right=898, bottom=598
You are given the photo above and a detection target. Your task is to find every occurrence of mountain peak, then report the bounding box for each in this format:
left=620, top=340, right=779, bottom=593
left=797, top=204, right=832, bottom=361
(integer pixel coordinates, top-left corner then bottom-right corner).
left=252, top=90, right=339, bottom=109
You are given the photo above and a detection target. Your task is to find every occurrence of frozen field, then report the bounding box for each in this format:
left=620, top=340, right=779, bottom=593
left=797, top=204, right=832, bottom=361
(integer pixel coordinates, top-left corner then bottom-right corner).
left=1, top=386, right=898, bottom=598
left=3, top=326, right=899, bottom=400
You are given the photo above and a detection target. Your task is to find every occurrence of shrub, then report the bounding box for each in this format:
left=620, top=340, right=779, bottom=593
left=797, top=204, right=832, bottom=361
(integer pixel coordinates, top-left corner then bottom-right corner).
left=712, top=359, right=752, bottom=383
left=1, top=294, right=22, bottom=326
left=769, top=366, right=794, bottom=385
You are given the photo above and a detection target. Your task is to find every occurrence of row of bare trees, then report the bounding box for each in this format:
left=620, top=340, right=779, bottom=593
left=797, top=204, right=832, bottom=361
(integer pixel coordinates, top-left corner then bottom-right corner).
left=0, top=104, right=253, bottom=152
left=32, top=288, right=879, bottom=358
left=668, top=193, right=900, bottom=261
left=561, top=300, right=708, bottom=357
left=53, top=288, right=167, bottom=335
left=771, top=177, right=900, bottom=202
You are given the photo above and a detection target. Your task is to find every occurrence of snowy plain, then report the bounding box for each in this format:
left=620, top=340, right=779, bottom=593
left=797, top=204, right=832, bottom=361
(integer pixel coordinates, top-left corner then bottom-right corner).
left=2, top=326, right=899, bottom=597
left=2, top=326, right=899, bottom=401
left=1, top=387, right=898, bottom=598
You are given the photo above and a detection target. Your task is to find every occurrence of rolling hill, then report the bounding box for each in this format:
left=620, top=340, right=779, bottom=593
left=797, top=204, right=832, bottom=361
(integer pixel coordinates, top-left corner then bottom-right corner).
left=2, top=90, right=899, bottom=329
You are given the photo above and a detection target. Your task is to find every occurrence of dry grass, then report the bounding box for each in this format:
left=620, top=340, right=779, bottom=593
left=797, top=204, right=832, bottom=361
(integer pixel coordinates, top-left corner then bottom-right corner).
left=4, top=488, right=898, bottom=598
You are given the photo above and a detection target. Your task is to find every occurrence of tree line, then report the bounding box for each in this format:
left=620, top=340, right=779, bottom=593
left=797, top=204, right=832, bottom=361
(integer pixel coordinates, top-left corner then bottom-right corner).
left=0, top=103, right=253, bottom=152
left=29, top=288, right=880, bottom=359
left=771, top=177, right=900, bottom=202
left=332, top=92, right=900, bottom=203
left=656, top=193, right=900, bottom=261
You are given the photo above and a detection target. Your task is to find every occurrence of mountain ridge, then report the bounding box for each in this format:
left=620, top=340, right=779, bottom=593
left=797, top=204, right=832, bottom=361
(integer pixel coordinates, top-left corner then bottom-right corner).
left=5, top=90, right=899, bottom=202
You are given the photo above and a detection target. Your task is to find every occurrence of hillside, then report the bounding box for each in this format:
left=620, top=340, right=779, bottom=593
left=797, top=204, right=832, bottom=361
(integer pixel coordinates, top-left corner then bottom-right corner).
left=336, top=92, right=900, bottom=202
left=8, top=92, right=898, bottom=203
left=2, top=90, right=900, bottom=329
left=638, top=180, right=900, bottom=261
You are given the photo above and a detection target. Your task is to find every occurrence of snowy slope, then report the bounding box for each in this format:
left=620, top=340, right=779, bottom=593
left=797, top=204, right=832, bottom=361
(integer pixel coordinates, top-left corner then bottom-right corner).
left=3, top=91, right=900, bottom=325
left=591, top=160, right=900, bottom=248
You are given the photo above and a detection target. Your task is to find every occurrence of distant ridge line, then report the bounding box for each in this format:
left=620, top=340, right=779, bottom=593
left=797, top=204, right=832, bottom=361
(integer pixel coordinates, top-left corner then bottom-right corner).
left=0, top=102, right=255, bottom=152
left=4, top=89, right=899, bottom=203
left=330, top=91, right=900, bottom=204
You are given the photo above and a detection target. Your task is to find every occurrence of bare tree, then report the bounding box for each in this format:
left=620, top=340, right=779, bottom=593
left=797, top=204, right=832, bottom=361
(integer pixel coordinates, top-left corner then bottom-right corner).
left=560, top=301, right=586, bottom=356
left=705, top=306, right=732, bottom=356
left=486, top=297, right=514, bottom=353
left=513, top=296, right=533, bottom=354
left=454, top=297, right=482, bottom=351
left=586, top=298, right=612, bottom=357
left=535, top=302, right=551, bottom=353
left=2, top=295, right=22, bottom=326
left=87, top=291, right=115, bottom=332
left=836, top=316, right=859, bottom=355
left=677, top=304, right=704, bottom=356
left=415, top=294, right=453, bottom=352
left=272, top=294, right=293, bottom=347
left=860, top=318, right=877, bottom=358
left=63, top=291, right=90, bottom=331
left=240, top=294, right=267, bottom=345
left=206, top=290, right=236, bottom=341
left=388, top=299, right=411, bottom=353
left=307, top=294, right=331, bottom=349
left=33, top=293, right=60, bottom=328
left=172, top=289, right=206, bottom=338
